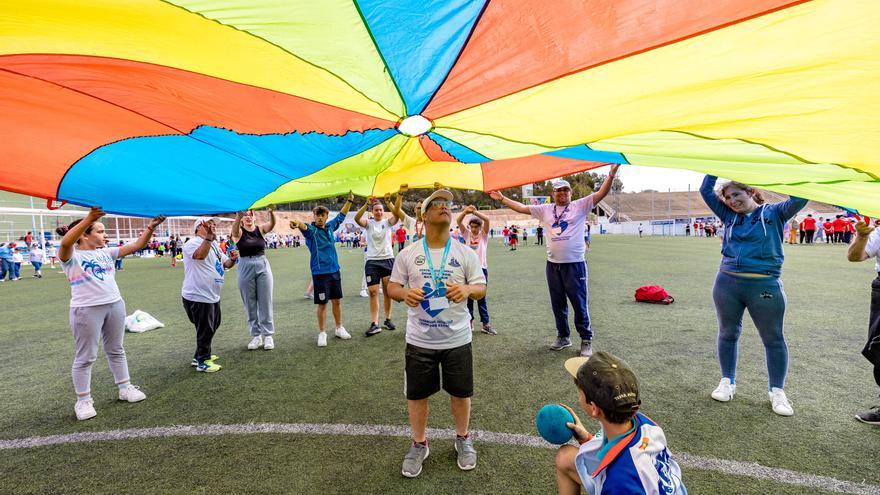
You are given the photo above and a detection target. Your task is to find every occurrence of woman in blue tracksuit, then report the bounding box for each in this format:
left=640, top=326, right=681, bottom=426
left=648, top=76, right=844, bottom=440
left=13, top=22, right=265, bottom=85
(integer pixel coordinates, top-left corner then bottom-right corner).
left=700, top=175, right=807, bottom=417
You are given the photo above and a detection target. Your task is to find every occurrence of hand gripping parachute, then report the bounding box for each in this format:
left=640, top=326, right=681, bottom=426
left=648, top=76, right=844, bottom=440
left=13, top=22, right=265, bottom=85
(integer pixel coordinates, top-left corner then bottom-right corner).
left=1, top=0, right=878, bottom=216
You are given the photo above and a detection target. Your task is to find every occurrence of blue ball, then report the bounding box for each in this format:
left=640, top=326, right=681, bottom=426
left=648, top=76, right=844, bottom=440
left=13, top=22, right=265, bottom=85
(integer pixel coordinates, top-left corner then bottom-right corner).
left=535, top=404, right=575, bottom=444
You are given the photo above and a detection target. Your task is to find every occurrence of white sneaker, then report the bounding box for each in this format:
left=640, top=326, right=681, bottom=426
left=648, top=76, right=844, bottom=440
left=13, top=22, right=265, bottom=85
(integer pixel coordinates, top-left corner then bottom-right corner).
left=317, top=332, right=328, bottom=347
left=247, top=335, right=263, bottom=350
left=118, top=384, right=147, bottom=402
left=335, top=326, right=351, bottom=340
left=769, top=388, right=794, bottom=416
left=263, top=336, right=274, bottom=350
left=711, top=378, right=736, bottom=402
left=75, top=398, right=97, bottom=421
left=359, top=289, right=369, bottom=298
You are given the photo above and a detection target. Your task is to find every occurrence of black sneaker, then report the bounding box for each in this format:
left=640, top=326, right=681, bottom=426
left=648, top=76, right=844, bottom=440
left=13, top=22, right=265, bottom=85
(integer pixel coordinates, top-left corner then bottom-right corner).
left=366, top=323, right=383, bottom=337
left=383, top=319, right=396, bottom=331
left=549, top=337, right=572, bottom=351
left=855, top=406, right=880, bottom=425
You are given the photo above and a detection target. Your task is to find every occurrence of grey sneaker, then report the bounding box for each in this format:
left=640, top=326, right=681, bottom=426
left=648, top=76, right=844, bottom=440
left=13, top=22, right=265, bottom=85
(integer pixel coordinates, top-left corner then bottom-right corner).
left=550, top=337, right=572, bottom=351
left=454, top=436, right=477, bottom=471
left=480, top=323, right=497, bottom=336
left=855, top=406, right=880, bottom=425
left=402, top=442, right=430, bottom=478
left=579, top=340, right=593, bottom=357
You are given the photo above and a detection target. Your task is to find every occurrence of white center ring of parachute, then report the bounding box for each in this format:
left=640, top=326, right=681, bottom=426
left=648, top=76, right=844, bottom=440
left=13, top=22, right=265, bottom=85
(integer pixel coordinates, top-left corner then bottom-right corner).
left=397, top=115, right=433, bottom=136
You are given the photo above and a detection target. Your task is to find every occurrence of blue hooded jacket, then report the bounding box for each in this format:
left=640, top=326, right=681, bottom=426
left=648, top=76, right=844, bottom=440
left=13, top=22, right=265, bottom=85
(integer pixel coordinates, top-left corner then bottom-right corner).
left=700, top=175, right=807, bottom=277
left=301, top=213, right=345, bottom=275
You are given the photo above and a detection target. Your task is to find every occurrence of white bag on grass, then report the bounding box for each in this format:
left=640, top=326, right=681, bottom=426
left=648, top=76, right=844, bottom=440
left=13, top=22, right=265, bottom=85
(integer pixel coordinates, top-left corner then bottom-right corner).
left=125, top=310, right=165, bottom=333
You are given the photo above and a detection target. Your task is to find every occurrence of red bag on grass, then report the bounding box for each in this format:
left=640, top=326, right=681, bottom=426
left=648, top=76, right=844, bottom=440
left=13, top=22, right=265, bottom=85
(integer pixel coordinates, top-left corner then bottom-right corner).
left=635, top=285, right=674, bottom=305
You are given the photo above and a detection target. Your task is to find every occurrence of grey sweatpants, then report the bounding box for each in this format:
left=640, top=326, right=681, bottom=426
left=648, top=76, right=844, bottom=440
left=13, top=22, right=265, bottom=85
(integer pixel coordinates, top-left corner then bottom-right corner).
left=70, top=300, right=129, bottom=395
left=237, top=255, right=275, bottom=337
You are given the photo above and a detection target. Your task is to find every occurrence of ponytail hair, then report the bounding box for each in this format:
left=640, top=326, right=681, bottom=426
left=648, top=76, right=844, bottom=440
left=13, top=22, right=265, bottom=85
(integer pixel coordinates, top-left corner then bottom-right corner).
left=55, top=219, right=97, bottom=240
left=717, top=181, right=766, bottom=205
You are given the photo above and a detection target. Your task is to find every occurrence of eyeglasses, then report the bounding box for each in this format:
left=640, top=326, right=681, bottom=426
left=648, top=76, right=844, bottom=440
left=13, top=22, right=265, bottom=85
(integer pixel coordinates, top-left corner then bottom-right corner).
left=555, top=188, right=571, bottom=193
left=428, top=199, right=451, bottom=209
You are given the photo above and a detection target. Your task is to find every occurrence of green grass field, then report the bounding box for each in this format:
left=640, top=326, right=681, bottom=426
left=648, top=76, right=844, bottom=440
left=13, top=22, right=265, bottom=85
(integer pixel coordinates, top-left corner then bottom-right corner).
left=2, top=236, right=878, bottom=494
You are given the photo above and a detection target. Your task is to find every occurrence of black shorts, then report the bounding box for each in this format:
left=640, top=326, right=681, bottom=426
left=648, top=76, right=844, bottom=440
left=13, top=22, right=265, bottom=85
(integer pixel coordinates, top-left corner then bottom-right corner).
left=312, top=271, right=343, bottom=304
left=405, top=343, right=473, bottom=400
left=365, top=258, right=394, bottom=286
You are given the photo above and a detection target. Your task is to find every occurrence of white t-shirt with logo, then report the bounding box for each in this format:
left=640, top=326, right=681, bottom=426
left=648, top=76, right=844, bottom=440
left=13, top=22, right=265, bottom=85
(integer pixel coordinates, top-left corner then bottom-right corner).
left=365, top=217, right=395, bottom=260
left=865, top=228, right=880, bottom=273
left=461, top=229, right=488, bottom=269
left=529, top=196, right=594, bottom=263
left=181, top=237, right=229, bottom=304
left=61, top=247, right=122, bottom=308
left=390, top=239, right=486, bottom=350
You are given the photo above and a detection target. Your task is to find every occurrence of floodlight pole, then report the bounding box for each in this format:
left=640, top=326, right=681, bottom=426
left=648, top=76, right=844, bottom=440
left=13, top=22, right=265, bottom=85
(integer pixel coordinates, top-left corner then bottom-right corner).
left=39, top=213, right=45, bottom=249
left=29, top=196, right=37, bottom=240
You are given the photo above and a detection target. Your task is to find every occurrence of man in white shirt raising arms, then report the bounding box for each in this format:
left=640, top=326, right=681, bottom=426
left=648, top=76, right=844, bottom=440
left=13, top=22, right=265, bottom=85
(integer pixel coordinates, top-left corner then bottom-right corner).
left=388, top=189, right=486, bottom=478
left=489, top=164, right=619, bottom=357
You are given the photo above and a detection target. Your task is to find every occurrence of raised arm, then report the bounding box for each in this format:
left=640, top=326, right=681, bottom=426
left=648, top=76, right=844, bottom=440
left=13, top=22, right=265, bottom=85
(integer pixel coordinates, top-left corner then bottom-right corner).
left=353, top=198, right=370, bottom=228
left=192, top=222, right=216, bottom=261
left=848, top=221, right=874, bottom=262
left=589, top=164, right=620, bottom=204
left=118, top=216, right=165, bottom=258
left=777, top=196, right=809, bottom=222
left=699, top=175, right=734, bottom=222
left=231, top=211, right=243, bottom=242
left=384, top=193, right=400, bottom=226
left=472, top=208, right=491, bottom=235
left=259, top=205, right=276, bottom=234
left=59, top=207, right=104, bottom=262
left=488, top=191, right=530, bottom=215
left=456, top=205, right=472, bottom=233
left=340, top=191, right=355, bottom=215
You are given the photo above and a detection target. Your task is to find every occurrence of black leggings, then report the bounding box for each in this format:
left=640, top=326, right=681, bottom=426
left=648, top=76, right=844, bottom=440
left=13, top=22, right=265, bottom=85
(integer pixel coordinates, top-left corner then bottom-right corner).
left=875, top=365, right=880, bottom=389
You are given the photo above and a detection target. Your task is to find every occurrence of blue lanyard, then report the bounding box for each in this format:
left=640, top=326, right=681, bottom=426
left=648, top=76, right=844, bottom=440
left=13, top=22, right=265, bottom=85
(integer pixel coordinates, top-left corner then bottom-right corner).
left=553, top=203, right=570, bottom=225
left=422, top=236, right=451, bottom=289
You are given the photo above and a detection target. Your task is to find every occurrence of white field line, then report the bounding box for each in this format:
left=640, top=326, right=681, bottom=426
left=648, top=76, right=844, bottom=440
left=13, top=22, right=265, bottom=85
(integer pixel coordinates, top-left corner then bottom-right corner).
left=1, top=422, right=877, bottom=495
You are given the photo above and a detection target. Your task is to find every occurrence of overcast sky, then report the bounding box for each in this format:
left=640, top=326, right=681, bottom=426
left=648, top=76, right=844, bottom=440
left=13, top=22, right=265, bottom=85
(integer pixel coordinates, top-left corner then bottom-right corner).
left=597, top=164, right=706, bottom=193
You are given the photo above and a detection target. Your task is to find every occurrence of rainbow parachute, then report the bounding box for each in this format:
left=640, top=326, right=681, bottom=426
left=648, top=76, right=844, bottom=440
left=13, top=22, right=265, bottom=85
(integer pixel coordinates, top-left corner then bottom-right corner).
left=1, top=1, right=878, bottom=216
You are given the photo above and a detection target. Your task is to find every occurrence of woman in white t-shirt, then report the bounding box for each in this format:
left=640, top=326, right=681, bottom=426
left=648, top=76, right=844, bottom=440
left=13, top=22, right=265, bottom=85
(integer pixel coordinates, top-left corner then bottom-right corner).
left=355, top=197, right=400, bottom=336
left=456, top=205, right=496, bottom=335
left=57, top=207, right=165, bottom=421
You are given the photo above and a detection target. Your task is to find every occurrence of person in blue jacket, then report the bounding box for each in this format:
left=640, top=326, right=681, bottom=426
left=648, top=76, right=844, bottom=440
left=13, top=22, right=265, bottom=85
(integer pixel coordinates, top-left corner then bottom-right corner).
left=290, top=192, right=355, bottom=348
left=700, top=175, right=807, bottom=416
left=0, top=242, right=13, bottom=281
